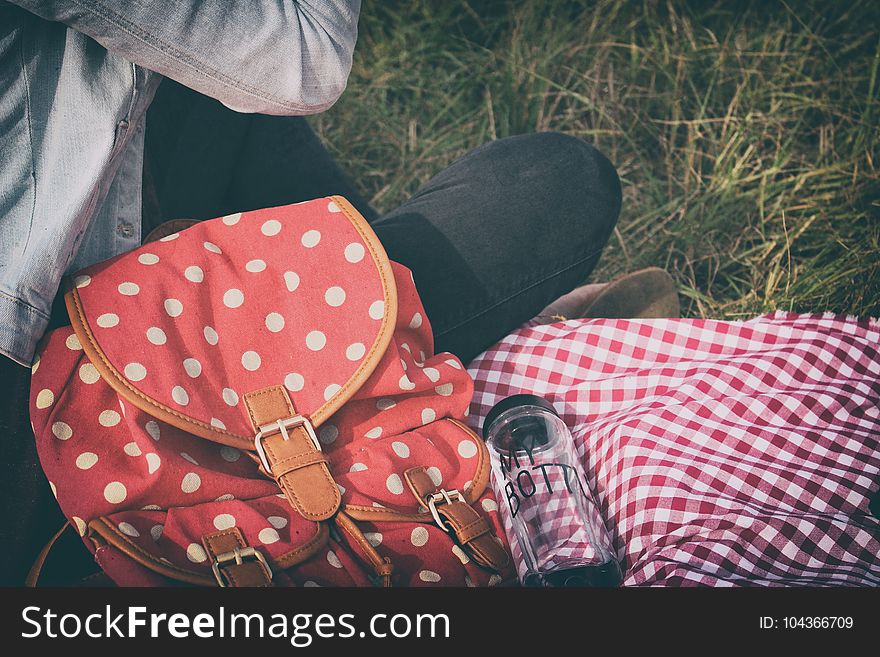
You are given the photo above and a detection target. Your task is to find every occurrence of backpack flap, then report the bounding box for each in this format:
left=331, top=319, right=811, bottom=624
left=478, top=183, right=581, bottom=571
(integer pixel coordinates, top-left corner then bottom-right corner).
left=63, top=196, right=397, bottom=522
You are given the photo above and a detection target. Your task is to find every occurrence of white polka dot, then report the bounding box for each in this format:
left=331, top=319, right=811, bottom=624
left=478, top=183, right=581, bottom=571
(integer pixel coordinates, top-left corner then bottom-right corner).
left=183, top=358, right=202, bottom=378
left=118, top=522, right=139, bottom=537
left=283, top=373, right=305, bottom=393
left=159, top=232, right=179, bottom=242
left=364, top=426, right=383, bottom=439
left=184, top=265, right=204, bottom=283
left=222, top=212, right=241, bottom=225
left=172, top=385, right=189, bottom=406
left=213, top=514, right=236, bottom=530
left=306, top=331, right=326, bottom=351
left=259, top=528, right=280, bottom=545
left=150, top=524, right=164, bottom=541
left=482, top=498, right=499, bottom=512
left=220, top=446, right=241, bottom=462
left=350, top=463, right=368, bottom=472
left=52, top=421, right=73, bottom=440
left=364, top=532, right=383, bottom=547
left=399, top=375, right=415, bottom=390
left=345, top=342, right=366, bottom=361
left=75, top=452, right=97, bottom=469
left=222, top=388, right=238, bottom=406
left=203, top=241, right=222, bottom=254
left=400, top=358, right=408, bottom=371
left=146, top=327, right=167, bottom=345
left=458, top=440, right=478, bottom=458
left=246, top=259, right=267, bottom=273
left=326, top=550, right=342, bottom=568
left=446, top=358, right=462, bottom=369
left=124, top=363, right=147, bottom=381
left=324, top=383, right=341, bottom=401
left=427, top=467, right=443, bottom=486
left=327, top=200, right=342, bottom=213
left=411, top=527, right=429, bottom=547
left=261, top=219, right=282, bottom=236
left=435, top=383, right=454, bottom=396
left=423, top=367, right=440, bottom=382
left=181, top=472, right=201, bottom=493
left=97, top=313, right=119, bottom=328
left=35, top=388, right=54, bottom=409
left=210, top=417, right=226, bottom=430
left=30, top=355, right=40, bottom=374
left=65, top=334, right=82, bottom=350
left=452, top=545, right=470, bottom=564
left=223, top=288, right=244, bottom=308
left=215, top=494, right=235, bottom=502
left=180, top=453, right=199, bottom=465
left=164, top=298, right=183, bottom=317
left=421, top=408, right=436, bottom=424
left=419, top=570, right=441, bottom=583
left=146, top=453, right=161, bottom=474
left=118, top=282, right=139, bottom=296
left=204, top=326, right=219, bottom=345
left=76, top=365, right=99, bottom=388
left=386, top=473, right=404, bottom=495
left=123, top=442, right=142, bottom=456
left=324, top=286, right=346, bottom=307
left=49, top=481, right=57, bottom=498
left=369, top=300, right=385, bottom=320
left=186, top=543, right=207, bottom=563
left=72, top=517, right=87, bottom=536
left=104, top=482, right=127, bottom=504
left=301, top=230, right=321, bottom=247
left=409, top=313, right=423, bottom=329
left=344, top=243, right=365, bottom=263
left=74, top=275, right=91, bottom=288
left=138, top=253, right=160, bottom=265
left=99, top=410, right=121, bottom=427
left=391, top=441, right=410, bottom=458
left=265, top=312, right=285, bottom=332
left=268, top=516, right=288, bottom=529
left=417, top=351, right=426, bottom=365
left=145, top=420, right=160, bottom=440
left=375, top=401, right=397, bottom=414
left=318, top=424, right=338, bottom=445
left=284, top=271, right=300, bottom=291
left=241, top=350, right=261, bottom=371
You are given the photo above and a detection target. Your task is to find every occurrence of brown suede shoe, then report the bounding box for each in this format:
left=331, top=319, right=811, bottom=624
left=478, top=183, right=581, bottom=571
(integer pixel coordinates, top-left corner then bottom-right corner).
left=537, top=267, right=680, bottom=322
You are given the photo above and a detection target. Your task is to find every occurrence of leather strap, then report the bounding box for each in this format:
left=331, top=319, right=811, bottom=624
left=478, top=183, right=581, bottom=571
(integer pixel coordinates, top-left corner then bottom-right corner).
left=26, top=522, right=71, bottom=587
left=335, top=511, right=394, bottom=587
left=203, top=528, right=273, bottom=587
left=404, top=466, right=510, bottom=572
left=243, top=385, right=341, bottom=521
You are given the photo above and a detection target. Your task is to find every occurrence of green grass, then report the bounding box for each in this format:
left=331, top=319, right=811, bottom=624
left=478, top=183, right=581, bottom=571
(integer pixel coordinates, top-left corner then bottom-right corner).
left=310, top=0, right=880, bottom=319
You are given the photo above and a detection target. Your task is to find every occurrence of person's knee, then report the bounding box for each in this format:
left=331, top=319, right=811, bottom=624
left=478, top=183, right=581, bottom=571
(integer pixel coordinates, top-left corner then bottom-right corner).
left=490, top=132, right=621, bottom=237
left=523, top=132, right=620, bottom=215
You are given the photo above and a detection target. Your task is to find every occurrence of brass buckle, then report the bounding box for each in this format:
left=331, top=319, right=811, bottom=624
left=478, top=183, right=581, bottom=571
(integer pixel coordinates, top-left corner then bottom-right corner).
left=426, top=488, right=464, bottom=532
left=253, top=415, right=320, bottom=475
left=212, top=546, right=272, bottom=587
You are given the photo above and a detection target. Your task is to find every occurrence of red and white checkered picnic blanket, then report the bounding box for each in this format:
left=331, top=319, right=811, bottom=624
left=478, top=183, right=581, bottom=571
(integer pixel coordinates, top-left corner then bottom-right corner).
left=467, top=312, right=880, bottom=586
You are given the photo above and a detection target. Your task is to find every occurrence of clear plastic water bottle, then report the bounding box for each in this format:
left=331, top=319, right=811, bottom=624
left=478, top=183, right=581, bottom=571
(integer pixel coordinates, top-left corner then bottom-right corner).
left=483, top=394, right=622, bottom=587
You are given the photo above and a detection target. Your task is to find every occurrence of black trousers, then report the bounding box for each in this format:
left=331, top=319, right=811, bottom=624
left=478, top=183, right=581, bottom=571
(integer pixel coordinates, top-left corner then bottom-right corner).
left=0, top=80, right=620, bottom=584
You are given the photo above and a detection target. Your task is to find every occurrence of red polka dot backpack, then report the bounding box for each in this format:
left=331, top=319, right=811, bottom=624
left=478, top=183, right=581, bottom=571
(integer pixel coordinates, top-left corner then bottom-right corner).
left=29, top=197, right=512, bottom=587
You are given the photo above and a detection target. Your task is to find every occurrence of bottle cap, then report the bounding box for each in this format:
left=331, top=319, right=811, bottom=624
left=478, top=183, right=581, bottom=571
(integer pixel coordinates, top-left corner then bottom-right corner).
left=482, top=394, right=559, bottom=441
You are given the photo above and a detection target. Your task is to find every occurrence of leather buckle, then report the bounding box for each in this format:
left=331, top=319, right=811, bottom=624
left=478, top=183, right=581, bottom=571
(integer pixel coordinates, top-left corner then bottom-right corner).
left=254, top=415, right=320, bottom=475
left=426, top=488, right=464, bottom=531
left=211, top=546, right=272, bottom=587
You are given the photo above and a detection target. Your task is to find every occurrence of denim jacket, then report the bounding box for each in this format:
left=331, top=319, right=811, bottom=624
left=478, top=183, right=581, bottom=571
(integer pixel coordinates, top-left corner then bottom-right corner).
left=0, top=1, right=360, bottom=365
